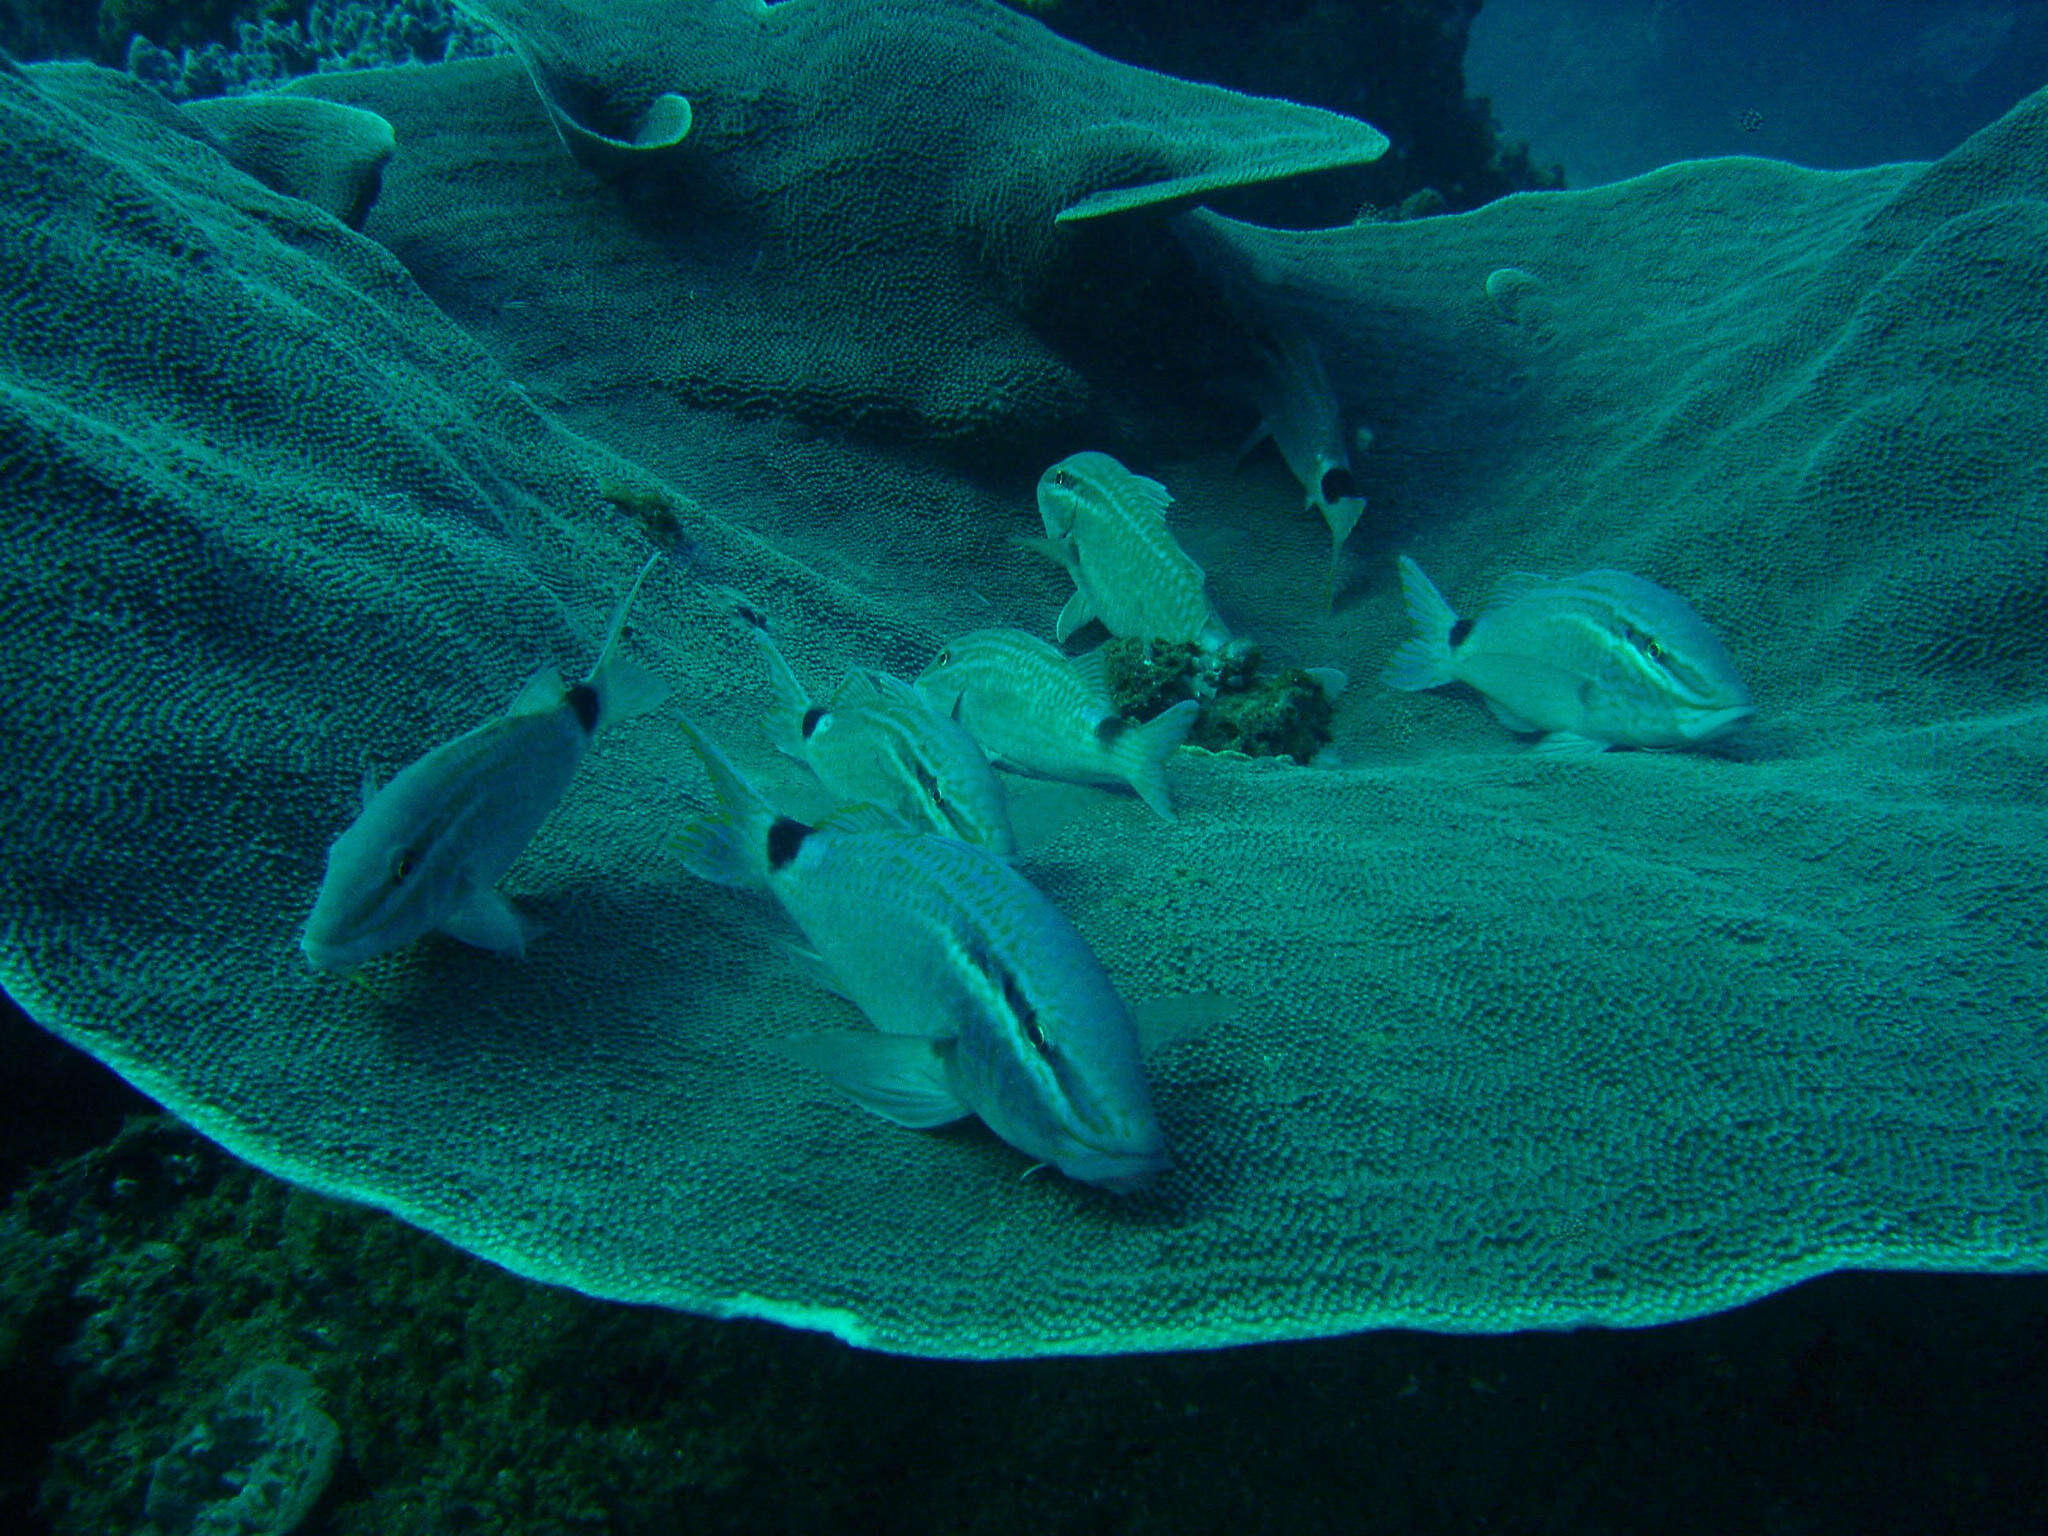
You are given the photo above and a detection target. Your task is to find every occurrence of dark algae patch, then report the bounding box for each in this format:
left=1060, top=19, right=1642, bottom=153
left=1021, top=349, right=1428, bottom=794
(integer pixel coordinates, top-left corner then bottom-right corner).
left=1102, top=637, right=1336, bottom=763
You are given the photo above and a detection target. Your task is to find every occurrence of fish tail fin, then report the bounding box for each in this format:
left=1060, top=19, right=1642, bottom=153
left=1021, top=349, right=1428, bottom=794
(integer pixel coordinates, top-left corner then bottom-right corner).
left=1380, top=554, right=1458, bottom=692
left=672, top=718, right=776, bottom=889
left=587, top=555, right=671, bottom=728
left=748, top=628, right=812, bottom=760
left=1113, top=699, right=1199, bottom=822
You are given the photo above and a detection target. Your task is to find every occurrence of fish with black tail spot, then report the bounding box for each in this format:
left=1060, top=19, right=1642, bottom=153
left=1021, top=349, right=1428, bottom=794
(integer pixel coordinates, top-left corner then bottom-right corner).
left=1382, top=555, right=1752, bottom=755
left=749, top=622, right=1016, bottom=856
left=671, top=721, right=1169, bottom=1194
left=300, top=557, right=669, bottom=972
left=914, top=628, right=1197, bottom=821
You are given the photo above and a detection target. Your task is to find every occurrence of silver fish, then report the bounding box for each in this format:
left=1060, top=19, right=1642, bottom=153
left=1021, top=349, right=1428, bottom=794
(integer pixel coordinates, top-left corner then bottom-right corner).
left=300, top=558, right=670, bottom=972
left=752, top=627, right=1016, bottom=857
left=673, top=722, right=1168, bottom=1193
left=913, top=628, right=1198, bottom=821
left=1381, top=556, right=1753, bottom=754
left=1032, top=451, right=1227, bottom=648
left=1242, top=329, right=1369, bottom=570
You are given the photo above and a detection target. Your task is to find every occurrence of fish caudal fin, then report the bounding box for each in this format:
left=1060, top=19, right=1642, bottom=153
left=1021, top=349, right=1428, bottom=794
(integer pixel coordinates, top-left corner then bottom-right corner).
left=672, top=719, right=778, bottom=890
left=749, top=628, right=812, bottom=760
left=1380, top=554, right=1459, bottom=692
left=1113, top=699, right=1199, bottom=822
left=586, top=555, right=671, bottom=729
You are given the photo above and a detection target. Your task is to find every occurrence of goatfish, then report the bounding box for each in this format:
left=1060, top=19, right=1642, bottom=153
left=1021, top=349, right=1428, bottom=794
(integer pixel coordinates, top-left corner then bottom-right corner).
left=914, top=628, right=1198, bottom=821
left=300, top=557, right=670, bottom=972
left=672, top=722, right=1169, bottom=1194
left=1381, top=556, right=1753, bottom=755
left=1241, top=328, right=1369, bottom=574
left=1029, top=451, right=1228, bottom=649
left=751, top=625, right=1017, bottom=857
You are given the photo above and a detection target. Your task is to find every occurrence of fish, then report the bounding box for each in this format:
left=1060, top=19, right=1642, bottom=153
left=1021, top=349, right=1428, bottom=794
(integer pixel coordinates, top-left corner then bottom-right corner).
left=913, top=628, right=1198, bottom=821
left=750, top=625, right=1017, bottom=856
left=1380, top=555, right=1753, bottom=755
left=671, top=722, right=1169, bottom=1194
left=1029, top=451, right=1228, bottom=648
left=300, top=557, right=671, bottom=972
left=1241, top=328, right=1369, bottom=573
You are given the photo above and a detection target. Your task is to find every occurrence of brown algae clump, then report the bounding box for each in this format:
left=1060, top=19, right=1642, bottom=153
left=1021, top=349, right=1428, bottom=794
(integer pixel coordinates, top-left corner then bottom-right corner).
left=1100, top=639, right=1334, bottom=764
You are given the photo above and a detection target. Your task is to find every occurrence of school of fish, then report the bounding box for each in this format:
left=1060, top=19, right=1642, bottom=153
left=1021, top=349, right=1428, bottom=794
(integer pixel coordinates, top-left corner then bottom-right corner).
left=303, top=414, right=1752, bottom=1192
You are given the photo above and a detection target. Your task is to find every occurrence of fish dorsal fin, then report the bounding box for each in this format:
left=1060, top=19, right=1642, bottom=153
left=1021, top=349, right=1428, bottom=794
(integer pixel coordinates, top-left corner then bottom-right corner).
left=832, top=668, right=886, bottom=705
left=1067, top=644, right=1116, bottom=708
left=860, top=669, right=930, bottom=713
left=1484, top=571, right=1553, bottom=611
left=506, top=664, right=565, bottom=716
left=817, top=802, right=910, bottom=835
left=1125, top=470, right=1175, bottom=521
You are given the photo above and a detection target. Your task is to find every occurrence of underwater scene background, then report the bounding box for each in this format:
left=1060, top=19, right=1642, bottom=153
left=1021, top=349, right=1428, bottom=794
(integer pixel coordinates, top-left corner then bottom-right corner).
left=2, top=0, right=2045, bottom=1531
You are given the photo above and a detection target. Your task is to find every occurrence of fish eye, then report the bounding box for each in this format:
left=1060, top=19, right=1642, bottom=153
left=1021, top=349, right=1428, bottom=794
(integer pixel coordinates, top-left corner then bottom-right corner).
left=1052, top=469, right=1073, bottom=489
left=390, top=848, right=420, bottom=885
left=934, top=648, right=951, bottom=667
left=998, top=968, right=1052, bottom=1057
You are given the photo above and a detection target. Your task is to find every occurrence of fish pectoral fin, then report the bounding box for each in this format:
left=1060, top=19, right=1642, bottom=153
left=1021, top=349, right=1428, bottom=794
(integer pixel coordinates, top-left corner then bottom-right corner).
left=1531, top=730, right=1611, bottom=758
left=774, top=1032, right=970, bottom=1129
left=1054, top=590, right=1097, bottom=645
left=437, top=886, right=542, bottom=957
left=774, top=942, right=857, bottom=1003
left=1012, top=533, right=1074, bottom=569
left=1481, top=697, right=1540, bottom=733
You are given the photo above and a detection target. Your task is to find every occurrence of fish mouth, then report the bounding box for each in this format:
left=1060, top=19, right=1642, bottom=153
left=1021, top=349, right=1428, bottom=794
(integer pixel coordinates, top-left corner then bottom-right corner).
left=299, top=929, right=363, bottom=975
left=1058, top=1134, right=1172, bottom=1195
left=1682, top=704, right=1755, bottom=742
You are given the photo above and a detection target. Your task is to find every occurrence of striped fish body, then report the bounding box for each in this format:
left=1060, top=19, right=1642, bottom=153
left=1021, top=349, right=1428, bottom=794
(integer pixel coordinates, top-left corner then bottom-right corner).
left=774, top=831, right=1171, bottom=1187
left=1038, top=451, right=1223, bottom=645
left=303, top=694, right=594, bottom=971
left=778, top=827, right=1167, bottom=1191
left=1248, top=331, right=1368, bottom=558
left=302, top=559, right=669, bottom=971
left=779, top=662, right=1016, bottom=857
left=1383, top=557, right=1752, bottom=754
left=912, top=628, right=1197, bottom=820
left=671, top=723, right=1168, bottom=1192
